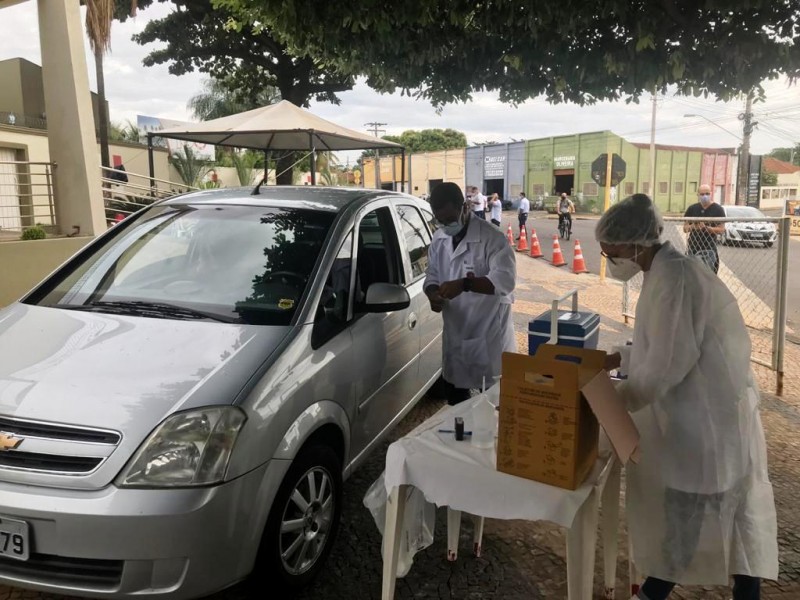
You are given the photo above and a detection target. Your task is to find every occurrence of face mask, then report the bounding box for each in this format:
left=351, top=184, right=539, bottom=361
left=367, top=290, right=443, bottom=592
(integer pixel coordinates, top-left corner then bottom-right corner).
left=699, top=194, right=712, bottom=206
left=440, top=211, right=467, bottom=236
left=607, top=247, right=642, bottom=281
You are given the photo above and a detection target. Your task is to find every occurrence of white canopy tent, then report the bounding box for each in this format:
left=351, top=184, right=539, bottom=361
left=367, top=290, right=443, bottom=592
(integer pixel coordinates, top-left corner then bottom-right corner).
left=148, top=100, right=404, bottom=186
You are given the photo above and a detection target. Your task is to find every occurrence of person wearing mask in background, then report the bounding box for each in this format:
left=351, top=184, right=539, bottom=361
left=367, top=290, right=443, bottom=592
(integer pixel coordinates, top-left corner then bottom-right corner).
left=557, top=192, right=575, bottom=234
left=469, top=186, right=487, bottom=219
left=488, top=193, right=502, bottom=226
left=517, top=192, right=530, bottom=239
left=683, top=184, right=725, bottom=274
left=597, top=194, right=778, bottom=600
left=425, top=182, right=517, bottom=405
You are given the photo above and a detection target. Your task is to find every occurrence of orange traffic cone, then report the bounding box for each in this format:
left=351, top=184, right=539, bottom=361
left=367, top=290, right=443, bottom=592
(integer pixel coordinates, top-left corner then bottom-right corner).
left=506, top=224, right=514, bottom=246
left=529, top=228, right=543, bottom=258
left=551, top=235, right=567, bottom=267
left=572, top=239, right=589, bottom=274
left=516, top=226, right=529, bottom=252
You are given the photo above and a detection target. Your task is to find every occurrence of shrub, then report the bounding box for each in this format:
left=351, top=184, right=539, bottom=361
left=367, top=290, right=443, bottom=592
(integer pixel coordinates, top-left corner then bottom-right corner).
left=21, top=225, right=47, bottom=241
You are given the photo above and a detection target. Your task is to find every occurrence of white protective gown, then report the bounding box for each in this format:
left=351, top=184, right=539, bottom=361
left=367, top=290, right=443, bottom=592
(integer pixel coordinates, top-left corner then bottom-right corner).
left=618, top=242, right=778, bottom=585
left=424, top=215, right=517, bottom=390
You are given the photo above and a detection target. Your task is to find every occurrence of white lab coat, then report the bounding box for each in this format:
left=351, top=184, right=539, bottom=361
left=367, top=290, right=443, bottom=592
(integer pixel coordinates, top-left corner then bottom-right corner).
left=424, top=216, right=517, bottom=389
left=618, top=242, right=778, bottom=585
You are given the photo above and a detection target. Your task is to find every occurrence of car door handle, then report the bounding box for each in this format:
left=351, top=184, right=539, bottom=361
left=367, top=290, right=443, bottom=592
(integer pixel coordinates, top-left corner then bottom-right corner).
left=407, top=313, right=418, bottom=330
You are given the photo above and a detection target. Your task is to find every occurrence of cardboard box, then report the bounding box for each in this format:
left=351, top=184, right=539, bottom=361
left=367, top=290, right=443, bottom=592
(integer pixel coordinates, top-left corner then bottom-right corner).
left=496, top=345, right=639, bottom=490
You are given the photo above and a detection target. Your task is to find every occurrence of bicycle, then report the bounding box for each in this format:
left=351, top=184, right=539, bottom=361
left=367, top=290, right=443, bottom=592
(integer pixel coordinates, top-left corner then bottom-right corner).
left=558, top=214, right=572, bottom=240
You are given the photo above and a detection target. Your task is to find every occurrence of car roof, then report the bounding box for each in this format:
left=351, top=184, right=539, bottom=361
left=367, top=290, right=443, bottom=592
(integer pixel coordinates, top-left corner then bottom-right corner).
left=160, top=186, right=421, bottom=213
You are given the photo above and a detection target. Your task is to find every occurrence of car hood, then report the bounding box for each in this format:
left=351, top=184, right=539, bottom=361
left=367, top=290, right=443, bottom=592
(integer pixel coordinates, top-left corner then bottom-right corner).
left=0, top=303, right=291, bottom=487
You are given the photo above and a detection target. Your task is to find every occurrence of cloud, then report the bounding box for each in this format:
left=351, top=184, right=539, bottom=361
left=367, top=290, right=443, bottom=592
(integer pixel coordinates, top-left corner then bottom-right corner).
left=1, top=2, right=798, bottom=156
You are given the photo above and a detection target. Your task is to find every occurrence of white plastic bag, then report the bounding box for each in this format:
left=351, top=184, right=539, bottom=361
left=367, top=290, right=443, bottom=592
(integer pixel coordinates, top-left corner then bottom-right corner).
left=363, top=472, right=436, bottom=577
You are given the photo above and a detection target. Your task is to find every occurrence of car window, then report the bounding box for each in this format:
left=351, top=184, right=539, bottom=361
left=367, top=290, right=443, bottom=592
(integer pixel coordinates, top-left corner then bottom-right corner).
left=313, top=230, right=354, bottom=348
left=355, top=207, right=404, bottom=303
left=29, top=204, right=336, bottom=326
left=395, top=205, right=431, bottom=281
left=421, top=207, right=438, bottom=232
left=726, top=206, right=762, bottom=218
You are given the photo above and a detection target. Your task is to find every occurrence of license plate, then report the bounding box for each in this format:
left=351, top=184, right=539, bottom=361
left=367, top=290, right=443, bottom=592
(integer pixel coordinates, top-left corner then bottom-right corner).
left=0, top=516, right=29, bottom=561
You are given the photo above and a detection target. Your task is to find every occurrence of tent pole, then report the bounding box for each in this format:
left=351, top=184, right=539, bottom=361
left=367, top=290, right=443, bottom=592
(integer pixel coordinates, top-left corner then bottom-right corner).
left=147, top=133, right=155, bottom=196
left=401, top=150, right=406, bottom=193
left=309, top=133, right=316, bottom=185
left=264, top=150, right=269, bottom=185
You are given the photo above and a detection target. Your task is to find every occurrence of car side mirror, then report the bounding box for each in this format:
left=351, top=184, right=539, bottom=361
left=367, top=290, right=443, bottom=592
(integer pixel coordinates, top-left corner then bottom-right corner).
left=362, top=283, right=410, bottom=313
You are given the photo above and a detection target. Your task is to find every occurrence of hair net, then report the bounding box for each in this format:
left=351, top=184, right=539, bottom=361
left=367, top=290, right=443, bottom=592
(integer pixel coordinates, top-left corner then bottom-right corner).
left=595, top=193, right=663, bottom=246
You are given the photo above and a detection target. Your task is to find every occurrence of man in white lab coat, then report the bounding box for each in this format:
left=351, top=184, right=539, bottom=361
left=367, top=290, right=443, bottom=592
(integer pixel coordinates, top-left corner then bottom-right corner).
left=424, top=182, right=517, bottom=405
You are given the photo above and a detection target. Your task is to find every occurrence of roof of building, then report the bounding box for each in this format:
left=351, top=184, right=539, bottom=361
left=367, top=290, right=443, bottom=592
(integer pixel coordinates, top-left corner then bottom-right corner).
left=631, top=142, right=737, bottom=154
left=763, top=156, right=800, bottom=174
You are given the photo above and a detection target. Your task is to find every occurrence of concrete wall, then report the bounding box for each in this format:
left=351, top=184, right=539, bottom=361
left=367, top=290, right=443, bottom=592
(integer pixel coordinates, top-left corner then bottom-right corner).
left=0, top=60, right=24, bottom=116
left=0, top=236, right=92, bottom=307
left=407, top=149, right=465, bottom=195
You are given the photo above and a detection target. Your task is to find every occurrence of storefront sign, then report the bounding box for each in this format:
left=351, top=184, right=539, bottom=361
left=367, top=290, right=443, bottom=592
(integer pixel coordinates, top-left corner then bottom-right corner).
left=787, top=200, right=800, bottom=236
left=529, top=161, right=550, bottom=171
left=746, top=155, right=762, bottom=208
left=554, top=155, right=576, bottom=168
left=484, top=155, right=506, bottom=178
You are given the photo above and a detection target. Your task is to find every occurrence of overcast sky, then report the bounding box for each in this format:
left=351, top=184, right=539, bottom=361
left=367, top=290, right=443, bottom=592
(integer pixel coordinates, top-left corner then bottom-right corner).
left=2, top=2, right=799, bottom=159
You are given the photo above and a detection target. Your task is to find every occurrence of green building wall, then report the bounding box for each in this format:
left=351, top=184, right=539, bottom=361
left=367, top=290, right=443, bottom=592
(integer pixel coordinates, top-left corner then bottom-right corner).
left=525, top=131, right=728, bottom=214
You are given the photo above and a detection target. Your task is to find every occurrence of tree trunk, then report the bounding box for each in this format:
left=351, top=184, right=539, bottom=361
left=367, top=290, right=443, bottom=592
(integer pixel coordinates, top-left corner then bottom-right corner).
left=276, top=153, right=295, bottom=185
left=95, top=46, right=110, bottom=170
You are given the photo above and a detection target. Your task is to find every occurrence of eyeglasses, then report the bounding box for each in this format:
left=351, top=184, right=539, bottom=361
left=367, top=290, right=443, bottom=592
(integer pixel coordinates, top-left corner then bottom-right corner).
left=600, top=251, right=618, bottom=265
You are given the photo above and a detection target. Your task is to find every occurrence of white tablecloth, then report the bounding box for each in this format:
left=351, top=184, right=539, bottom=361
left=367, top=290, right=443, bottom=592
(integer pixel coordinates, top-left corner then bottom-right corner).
left=384, top=393, right=613, bottom=528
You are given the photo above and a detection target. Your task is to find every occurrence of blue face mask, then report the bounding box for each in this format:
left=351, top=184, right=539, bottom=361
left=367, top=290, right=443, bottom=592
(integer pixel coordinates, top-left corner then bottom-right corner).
left=700, top=193, right=712, bottom=205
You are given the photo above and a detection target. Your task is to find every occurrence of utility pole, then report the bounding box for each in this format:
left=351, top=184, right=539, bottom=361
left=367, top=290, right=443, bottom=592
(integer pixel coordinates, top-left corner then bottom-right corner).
left=737, top=91, right=756, bottom=206
left=649, top=88, right=657, bottom=193
left=365, top=122, right=387, bottom=189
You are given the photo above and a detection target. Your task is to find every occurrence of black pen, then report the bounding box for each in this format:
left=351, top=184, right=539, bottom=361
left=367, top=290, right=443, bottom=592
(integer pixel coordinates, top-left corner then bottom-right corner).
left=438, top=429, right=472, bottom=435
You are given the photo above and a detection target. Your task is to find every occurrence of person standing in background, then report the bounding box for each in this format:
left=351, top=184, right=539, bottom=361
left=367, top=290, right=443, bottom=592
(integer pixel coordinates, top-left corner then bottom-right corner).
left=683, top=184, right=725, bottom=274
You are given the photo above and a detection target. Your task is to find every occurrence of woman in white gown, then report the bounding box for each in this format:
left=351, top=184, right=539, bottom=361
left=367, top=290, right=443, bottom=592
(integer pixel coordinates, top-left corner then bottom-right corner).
left=596, top=194, right=778, bottom=600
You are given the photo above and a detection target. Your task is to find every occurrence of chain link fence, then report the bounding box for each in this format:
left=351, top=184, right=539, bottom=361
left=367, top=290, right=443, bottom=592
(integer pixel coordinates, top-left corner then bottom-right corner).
left=622, top=215, right=790, bottom=395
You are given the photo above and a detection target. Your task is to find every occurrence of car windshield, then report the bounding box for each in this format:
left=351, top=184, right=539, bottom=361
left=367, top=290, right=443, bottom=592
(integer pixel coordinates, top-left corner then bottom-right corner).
left=725, top=206, right=763, bottom=219
left=29, top=204, right=336, bottom=326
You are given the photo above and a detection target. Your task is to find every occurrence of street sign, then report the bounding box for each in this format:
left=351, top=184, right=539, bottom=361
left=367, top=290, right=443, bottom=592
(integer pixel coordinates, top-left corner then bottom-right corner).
left=591, top=153, right=627, bottom=187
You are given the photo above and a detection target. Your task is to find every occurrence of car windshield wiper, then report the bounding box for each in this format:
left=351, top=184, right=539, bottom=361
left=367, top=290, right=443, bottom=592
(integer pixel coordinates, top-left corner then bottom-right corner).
left=51, top=301, right=239, bottom=323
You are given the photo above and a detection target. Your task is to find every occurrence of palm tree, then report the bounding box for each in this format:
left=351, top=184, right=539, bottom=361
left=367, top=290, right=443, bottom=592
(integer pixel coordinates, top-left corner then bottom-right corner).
left=188, top=78, right=280, bottom=122
left=170, top=146, right=208, bottom=188
left=85, top=0, right=116, bottom=170
left=317, top=152, right=342, bottom=186
left=231, top=151, right=258, bottom=186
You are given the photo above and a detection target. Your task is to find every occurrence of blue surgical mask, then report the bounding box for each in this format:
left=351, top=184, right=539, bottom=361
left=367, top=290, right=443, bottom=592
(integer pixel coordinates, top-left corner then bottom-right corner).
left=700, top=193, right=712, bottom=205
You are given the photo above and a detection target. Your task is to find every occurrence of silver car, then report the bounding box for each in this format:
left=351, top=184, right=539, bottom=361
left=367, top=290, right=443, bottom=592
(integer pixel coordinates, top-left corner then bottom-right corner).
left=0, top=187, right=442, bottom=598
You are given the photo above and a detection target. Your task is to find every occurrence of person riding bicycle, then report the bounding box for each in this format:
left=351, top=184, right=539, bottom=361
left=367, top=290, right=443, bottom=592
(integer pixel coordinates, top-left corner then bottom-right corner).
left=557, top=193, right=575, bottom=233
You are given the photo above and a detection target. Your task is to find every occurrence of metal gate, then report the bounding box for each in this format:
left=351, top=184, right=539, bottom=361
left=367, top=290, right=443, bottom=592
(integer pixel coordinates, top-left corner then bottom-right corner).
left=622, top=215, right=790, bottom=395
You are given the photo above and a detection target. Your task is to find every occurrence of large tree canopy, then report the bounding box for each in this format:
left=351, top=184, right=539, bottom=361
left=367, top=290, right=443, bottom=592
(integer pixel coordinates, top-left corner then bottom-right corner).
left=216, top=0, right=800, bottom=106
left=768, top=145, right=800, bottom=165
left=128, top=0, right=354, bottom=107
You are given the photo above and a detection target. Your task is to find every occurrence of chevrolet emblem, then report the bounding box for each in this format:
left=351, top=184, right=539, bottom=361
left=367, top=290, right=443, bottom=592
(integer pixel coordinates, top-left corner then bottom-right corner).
left=0, top=433, right=22, bottom=451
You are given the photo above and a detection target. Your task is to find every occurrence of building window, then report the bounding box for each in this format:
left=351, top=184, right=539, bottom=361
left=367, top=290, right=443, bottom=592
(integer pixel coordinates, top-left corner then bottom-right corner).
left=642, top=182, right=650, bottom=195
left=689, top=181, right=698, bottom=193
left=624, top=182, right=635, bottom=196
left=658, top=182, right=668, bottom=194
left=583, top=182, right=599, bottom=196
left=532, top=184, right=545, bottom=197
left=674, top=181, right=684, bottom=194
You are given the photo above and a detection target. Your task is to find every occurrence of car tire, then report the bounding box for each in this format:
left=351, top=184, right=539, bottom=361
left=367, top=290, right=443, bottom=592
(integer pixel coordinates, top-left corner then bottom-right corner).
left=252, top=444, right=342, bottom=594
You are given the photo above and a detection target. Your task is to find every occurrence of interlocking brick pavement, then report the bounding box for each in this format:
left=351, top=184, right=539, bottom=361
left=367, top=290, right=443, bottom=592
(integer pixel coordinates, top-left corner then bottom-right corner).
left=1, top=215, right=797, bottom=600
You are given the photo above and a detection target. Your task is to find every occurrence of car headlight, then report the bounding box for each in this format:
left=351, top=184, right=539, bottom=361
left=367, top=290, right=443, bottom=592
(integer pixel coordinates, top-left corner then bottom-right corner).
left=117, top=407, right=246, bottom=488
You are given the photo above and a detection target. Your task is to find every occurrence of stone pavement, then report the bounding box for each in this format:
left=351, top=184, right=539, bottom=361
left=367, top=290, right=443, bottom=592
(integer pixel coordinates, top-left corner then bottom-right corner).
left=2, top=217, right=798, bottom=600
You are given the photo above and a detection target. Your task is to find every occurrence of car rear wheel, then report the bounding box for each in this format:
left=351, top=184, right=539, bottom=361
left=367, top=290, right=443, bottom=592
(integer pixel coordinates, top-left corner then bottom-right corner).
left=253, top=445, right=342, bottom=593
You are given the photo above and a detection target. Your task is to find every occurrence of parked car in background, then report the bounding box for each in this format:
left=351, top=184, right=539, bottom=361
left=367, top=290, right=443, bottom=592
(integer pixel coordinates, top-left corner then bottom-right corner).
left=720, top=205, right=778, bottom=247
left=0, top=187, right=442, bottom=599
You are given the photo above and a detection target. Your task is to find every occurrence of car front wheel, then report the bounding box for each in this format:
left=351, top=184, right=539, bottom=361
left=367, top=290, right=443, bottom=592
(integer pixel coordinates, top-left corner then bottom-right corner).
left=253, top=444, right=342, bottom=593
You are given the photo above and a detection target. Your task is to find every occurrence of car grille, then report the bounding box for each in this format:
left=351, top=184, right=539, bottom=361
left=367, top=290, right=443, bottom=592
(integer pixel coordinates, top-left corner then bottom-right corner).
left=0, top=415, right=120, bottom=475
left=0, top=416, right=120, bottom=444
left=0, top=553, right=123, bottom=589
left=0, top=450, right=102, bottom=473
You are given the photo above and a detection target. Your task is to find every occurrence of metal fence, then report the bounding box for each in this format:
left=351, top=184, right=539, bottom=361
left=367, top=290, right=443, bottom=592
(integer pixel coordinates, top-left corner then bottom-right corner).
left=100, top=167, right=196, bottom=225
left=0, top=161, right=55, bottom=232
left=622, top=216, right=790, bottom=395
